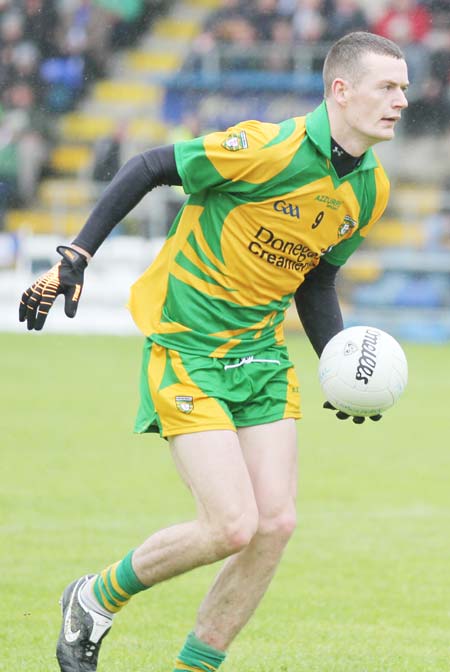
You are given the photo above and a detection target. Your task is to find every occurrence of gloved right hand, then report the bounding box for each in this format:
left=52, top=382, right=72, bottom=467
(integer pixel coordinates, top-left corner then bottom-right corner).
left=323, top=401, right=383, bottom=424
left=19, top=245, right=88, bottom=331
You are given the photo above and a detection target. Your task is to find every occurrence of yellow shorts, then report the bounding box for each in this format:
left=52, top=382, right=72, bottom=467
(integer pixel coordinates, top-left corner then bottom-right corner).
left=134, top=341, right=302, bottom=438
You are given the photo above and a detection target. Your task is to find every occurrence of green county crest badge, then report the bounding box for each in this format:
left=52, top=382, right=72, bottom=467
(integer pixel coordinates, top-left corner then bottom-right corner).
left=222, top=130, right=248, bottom=151
left=175, top=395, right=194, bottom=414
left=338, top=214, right=357, bottom=238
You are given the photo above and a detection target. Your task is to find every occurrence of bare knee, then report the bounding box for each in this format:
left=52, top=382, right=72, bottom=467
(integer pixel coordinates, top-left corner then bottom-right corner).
left=257, top=508, right=297, bottom=546
left=210, top=505, right=259, bottom=558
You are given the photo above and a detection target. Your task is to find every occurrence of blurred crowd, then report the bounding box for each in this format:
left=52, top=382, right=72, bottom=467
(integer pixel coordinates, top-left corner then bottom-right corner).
left=0, top=0, right=165, bottom=217
left=191, top=0, right=450, bottom=134
left=2, top=0, right=450, bottom=226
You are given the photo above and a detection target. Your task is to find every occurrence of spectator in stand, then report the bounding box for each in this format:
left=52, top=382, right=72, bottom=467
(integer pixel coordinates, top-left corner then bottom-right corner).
left=220, top=18, right=260, bottom=71
left=96, top=0, right=152, bottom=49
left=429, top=24, right=450, bottom=90
left=40, top=25, right=90, bottom=114
left=0, top=9, right=25, bottom=57
left=372, top=0, right=433, bottom=85
left=57, top=0, right=108, bottom=80
left=0, top=33, right=50, bottom=207
left=277, top=0, right=334, bottom=18
left=201, top=0, right=251, bottom=33
left=253, top=0, right=283, bottom=41
left=1, top=80, right=50, bottom=206
left=0, top=110, right=20, bottom=215
left=324, top=0, right=370, bottom=41
left=277, top=0, right=299, bottom=15
left=403, top=16, right=450, bottom=134
left=188, top=0, right=252, bottom=70
left=292, top=0, right=328, bottom=44
left=91, top=122, right=128, bottom=184
left=372, top=0, right=432, bottom=41
left=266, top=17, right=295, bottom=71
left=403, top=73, right=450, bottom=133
left=197, top=0, right=250, bottom=44
left=0, top=14, right=19, bottom=98
left=0, top=44, right=12, bottom=95
left=291, top=0, right=329, bottom=74
left=22, top=0, right=59, bottom=59
left=10, top=41, right=43, bottom=105
left=419, top=0, right=450, bottom=23
left=423, top=203, right=450, bottom=250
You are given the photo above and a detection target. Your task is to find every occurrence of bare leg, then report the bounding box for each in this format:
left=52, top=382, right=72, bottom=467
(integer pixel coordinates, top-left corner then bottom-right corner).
left=195, top=419, right=298, bottom=650
left=132, top=430, right=259, bottom=586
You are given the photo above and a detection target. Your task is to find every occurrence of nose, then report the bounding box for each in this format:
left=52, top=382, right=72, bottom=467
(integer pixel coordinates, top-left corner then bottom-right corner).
left=395, top=89, right=408, bottom=109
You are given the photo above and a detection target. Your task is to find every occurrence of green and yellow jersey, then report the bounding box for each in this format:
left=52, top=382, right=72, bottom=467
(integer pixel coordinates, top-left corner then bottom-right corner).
left=129, top=101, right=389, bottom=358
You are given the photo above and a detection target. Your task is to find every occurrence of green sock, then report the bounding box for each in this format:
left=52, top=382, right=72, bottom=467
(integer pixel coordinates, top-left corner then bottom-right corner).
left=174, top=631, right=226, bottom=672
left=93, top=550, right=147, bottom=614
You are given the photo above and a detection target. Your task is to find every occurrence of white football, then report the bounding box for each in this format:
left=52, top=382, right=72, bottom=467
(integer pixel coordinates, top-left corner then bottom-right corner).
left=318, top=326, right=408, bottom=417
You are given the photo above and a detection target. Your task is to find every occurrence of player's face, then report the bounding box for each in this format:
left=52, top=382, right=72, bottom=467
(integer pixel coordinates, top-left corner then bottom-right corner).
left=343, top=53, right=409, bottom=145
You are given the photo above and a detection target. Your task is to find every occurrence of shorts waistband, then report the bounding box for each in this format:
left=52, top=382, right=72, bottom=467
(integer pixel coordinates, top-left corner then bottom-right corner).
left=223, top=355, right=281, bottom=370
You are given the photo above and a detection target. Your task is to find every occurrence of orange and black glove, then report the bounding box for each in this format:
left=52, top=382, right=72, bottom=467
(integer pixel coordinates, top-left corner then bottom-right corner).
left=323, top=401, right=382, bottom=424
left=19, top=246, right=88, bottom=331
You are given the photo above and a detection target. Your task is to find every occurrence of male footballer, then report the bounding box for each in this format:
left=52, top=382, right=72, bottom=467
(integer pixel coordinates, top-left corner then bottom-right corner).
left=19, top=31, right=408, bottom=672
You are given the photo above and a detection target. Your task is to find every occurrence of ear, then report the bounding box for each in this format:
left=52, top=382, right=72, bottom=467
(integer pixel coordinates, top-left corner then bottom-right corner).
left=331, top=78, right=350, bottom=106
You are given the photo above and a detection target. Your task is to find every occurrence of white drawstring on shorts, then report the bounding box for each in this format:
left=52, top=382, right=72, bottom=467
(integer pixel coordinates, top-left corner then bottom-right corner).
left=223, top=355, right=281, bottom=370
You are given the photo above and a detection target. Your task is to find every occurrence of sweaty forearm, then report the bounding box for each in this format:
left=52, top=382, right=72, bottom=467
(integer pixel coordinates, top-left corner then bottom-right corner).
left=294, top=260, right=344, bottom=357
left=72, top=144, right=181, bottom=256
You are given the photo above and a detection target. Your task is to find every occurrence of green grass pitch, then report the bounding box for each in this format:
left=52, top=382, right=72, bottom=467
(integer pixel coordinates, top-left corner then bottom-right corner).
left=1, top=332, right=449, bottom=671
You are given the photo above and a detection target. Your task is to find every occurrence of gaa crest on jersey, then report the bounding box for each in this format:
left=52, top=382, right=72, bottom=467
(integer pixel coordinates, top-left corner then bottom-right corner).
left=222, top=130, right=248, bottom=151
left=175, top=395, right=194, bottom=413
left=338, top=214, right=357, bottom=238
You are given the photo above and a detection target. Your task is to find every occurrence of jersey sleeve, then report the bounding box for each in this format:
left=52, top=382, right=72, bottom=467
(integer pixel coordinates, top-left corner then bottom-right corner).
left=174, top=118, right=303, bottom=194
left=324, top=161, right=390, bottom=266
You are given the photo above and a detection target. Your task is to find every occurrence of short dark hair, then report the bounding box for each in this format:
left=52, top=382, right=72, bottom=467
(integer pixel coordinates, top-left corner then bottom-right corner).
left=323, top=31, right=405, bottom=97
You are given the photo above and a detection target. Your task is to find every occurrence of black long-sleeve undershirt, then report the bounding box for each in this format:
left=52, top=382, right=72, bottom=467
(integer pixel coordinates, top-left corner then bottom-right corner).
left=72, top=144, right=181, bottom=255
left=294, top=260, right=344, bottom=357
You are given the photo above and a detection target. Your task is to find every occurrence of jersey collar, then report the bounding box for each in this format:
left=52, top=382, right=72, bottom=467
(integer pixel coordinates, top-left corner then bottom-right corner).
left=305, top=100, right=378, bottom=172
